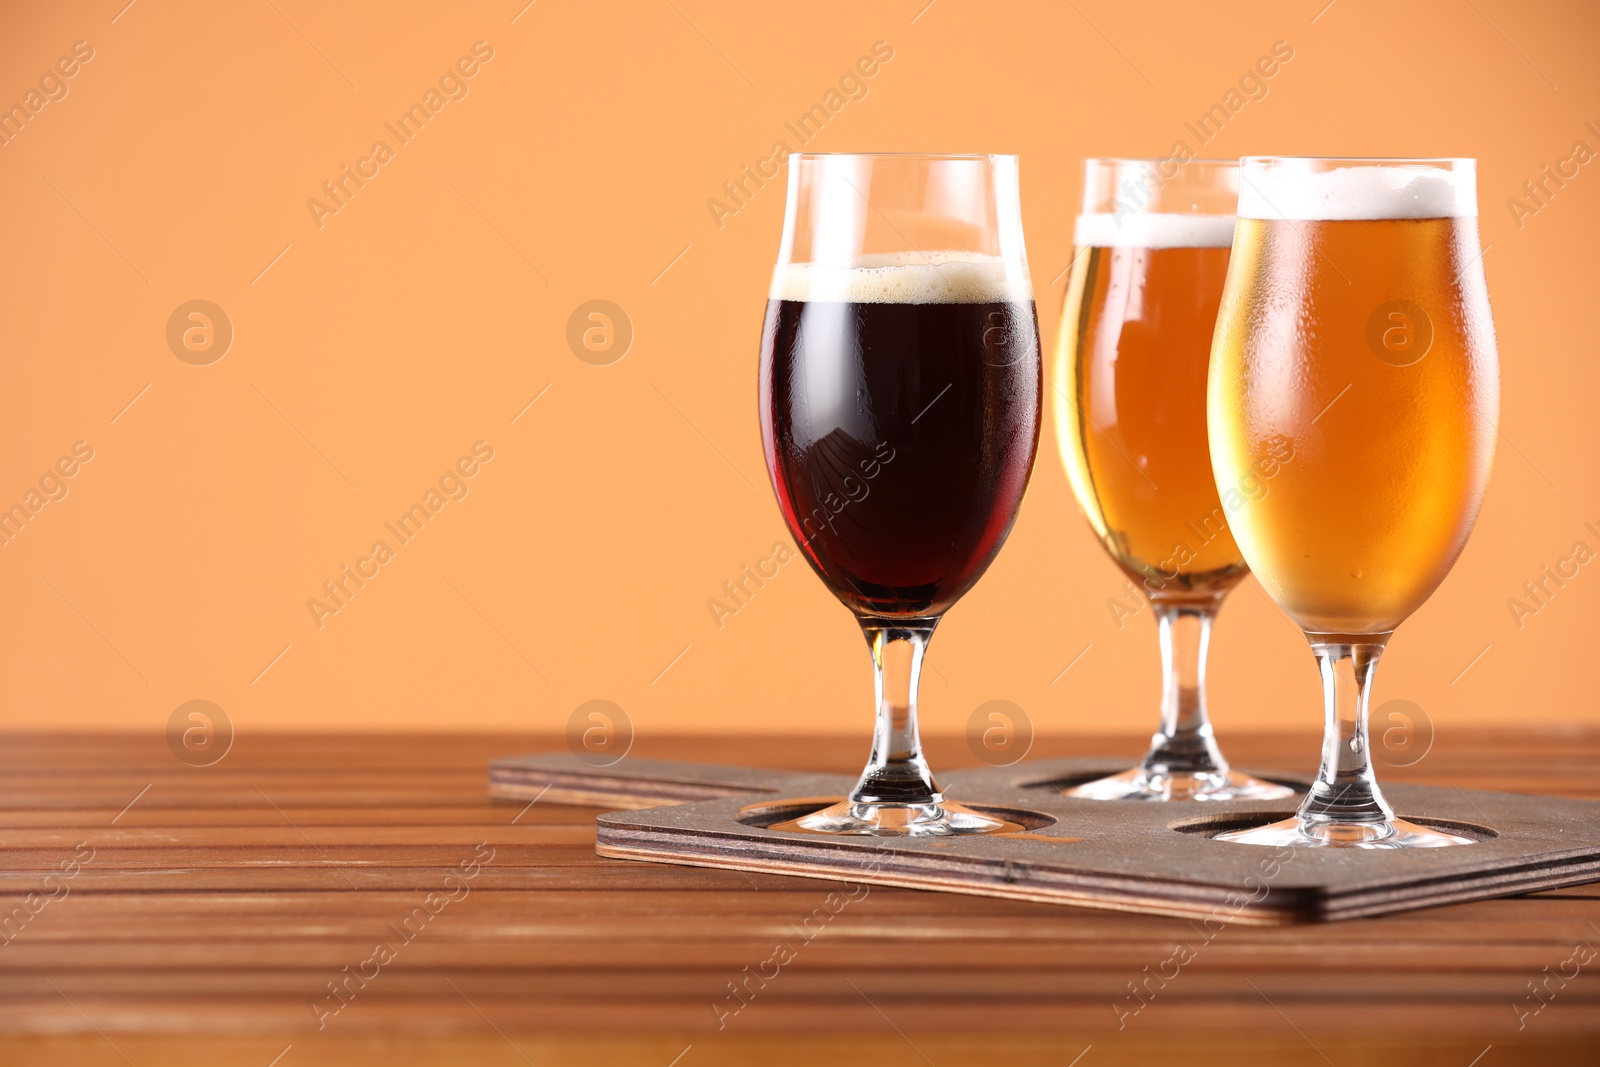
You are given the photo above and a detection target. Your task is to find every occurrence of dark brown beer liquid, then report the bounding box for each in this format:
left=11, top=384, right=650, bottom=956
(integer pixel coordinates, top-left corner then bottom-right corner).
left=760, top=278, right=1040, bottom=618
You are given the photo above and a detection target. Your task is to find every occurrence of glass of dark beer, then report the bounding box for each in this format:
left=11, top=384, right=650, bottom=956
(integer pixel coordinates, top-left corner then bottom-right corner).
left=759, top=153, right=1041, bottom=836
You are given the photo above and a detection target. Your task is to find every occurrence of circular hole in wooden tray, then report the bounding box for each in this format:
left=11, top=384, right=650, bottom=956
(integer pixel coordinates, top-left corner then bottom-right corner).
left=1167, top=811, right=1499, bottom=842
left=1018, top=770, right=1308, bottom=794
left=735, top=796, right=1058, bottom=834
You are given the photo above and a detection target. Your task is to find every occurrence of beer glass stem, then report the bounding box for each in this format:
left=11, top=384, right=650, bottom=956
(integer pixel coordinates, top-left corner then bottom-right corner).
left=847, top=621, right=942, bottom=808
left=1300, top=638, right=1394, bottom=828
left=1140, top=600, right=1229, bottom=781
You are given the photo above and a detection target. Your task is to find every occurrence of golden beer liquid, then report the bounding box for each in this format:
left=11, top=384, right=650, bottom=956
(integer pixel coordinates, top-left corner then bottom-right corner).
left=1055, top=243, right=1246, bottom=598
left=1208, top=216, right=1499, bottom=635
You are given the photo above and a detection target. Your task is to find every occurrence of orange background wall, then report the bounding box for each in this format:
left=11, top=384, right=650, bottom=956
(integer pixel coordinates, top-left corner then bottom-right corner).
left=0, top=0, right=1595, bottom=742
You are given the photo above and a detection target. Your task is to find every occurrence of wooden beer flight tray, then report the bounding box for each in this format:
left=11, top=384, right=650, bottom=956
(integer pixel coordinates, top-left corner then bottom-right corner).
left=488, top=753, right=1600, bottom=924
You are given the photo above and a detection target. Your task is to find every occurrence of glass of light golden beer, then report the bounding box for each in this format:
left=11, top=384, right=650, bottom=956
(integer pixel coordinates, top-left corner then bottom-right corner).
left=1208, top=157, right=1498, bottom=848
left=1055, top=158, right=1292, bottom=801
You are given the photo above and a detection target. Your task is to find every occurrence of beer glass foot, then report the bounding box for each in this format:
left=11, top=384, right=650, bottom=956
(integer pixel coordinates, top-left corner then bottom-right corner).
left=795, top=799, right=1012, bottom=837
left=1064, top=767, right=1293, bottom=802
left=1216, top=814, right=1473, bottom=849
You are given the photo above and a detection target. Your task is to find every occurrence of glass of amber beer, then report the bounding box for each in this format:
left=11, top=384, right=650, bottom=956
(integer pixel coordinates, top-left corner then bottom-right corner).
left=1209, top=157, right=1498, bottom=848
left=760, top=154, right=1041, bottom=835
left=1055, top=158, right=1292, bottom=801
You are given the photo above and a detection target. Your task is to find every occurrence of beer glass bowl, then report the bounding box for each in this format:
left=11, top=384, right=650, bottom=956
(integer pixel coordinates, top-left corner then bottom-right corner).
left=759, top=153, right=1041, bottom=836
left=1053, top=158, right=1292, bottom=802
left=1207, top=157, right=1498, bottom=848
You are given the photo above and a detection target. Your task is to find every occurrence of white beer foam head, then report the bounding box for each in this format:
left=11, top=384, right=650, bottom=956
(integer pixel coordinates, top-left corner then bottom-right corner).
left=1074, top=212, right=1234, bottom=249
left=1238, top=162, right=1476, bottom=220
left=771, top=251, right=1032, bottom=304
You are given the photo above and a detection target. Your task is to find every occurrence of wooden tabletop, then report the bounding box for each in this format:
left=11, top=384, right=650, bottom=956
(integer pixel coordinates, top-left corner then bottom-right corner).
left=1, top=730, right=1597, bottom=1066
